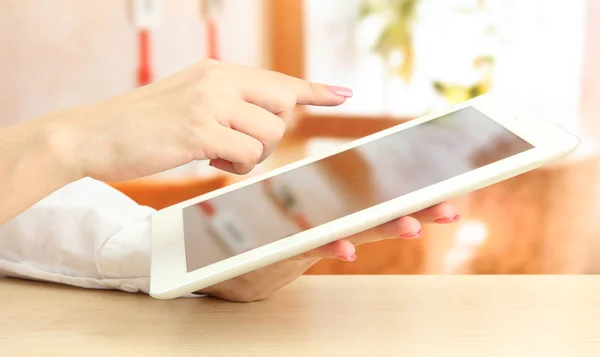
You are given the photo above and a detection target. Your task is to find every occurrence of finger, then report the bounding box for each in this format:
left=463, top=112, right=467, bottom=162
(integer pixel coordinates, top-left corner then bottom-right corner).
left=275, top=76, right=353, bottom=107
left=209, top=158, right=237, bottom=174
left=215, top=98, right=286, bottom=163
left=202, top=124, right=263, bottom=174
left=342, top=216, right=423, bottom=247
left=409, top=202, right=460, bottom=224
left=266, top=70, right=354, bottom=106
left=346, top=203, right=460, bottom=246
left=238, top=68, right=353, bottom=111
left=378, top=216, right=423, bottom=238
left=293, top=239, right=356, bottom=261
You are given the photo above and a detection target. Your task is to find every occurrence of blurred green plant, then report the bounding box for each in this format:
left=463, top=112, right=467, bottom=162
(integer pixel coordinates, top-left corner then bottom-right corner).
left=358, top=0, right=420, bottom=82
left=359, top=0, right=496, bottom=104
left=433, top=55, right=495, bottom=104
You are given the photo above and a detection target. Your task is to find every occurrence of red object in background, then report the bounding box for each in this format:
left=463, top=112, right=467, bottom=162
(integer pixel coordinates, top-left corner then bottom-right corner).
left=201, top=0, right=221, bottom=60
left=205, top=17, right=220, bottom=60
left=137, top=28, right=152, bottom=86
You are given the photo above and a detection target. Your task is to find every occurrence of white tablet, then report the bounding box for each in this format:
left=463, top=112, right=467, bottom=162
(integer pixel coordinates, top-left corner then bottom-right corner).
left=149, top=94, right=580, bottom=299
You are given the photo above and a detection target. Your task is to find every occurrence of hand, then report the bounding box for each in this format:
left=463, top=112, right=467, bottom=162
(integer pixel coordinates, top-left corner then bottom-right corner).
left=54, top=59, right=352, bottom=182
left=197, top=202, right=459, bottom=302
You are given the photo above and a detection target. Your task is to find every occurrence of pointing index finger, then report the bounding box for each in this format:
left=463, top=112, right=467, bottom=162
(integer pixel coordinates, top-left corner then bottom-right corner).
left=230, top=62, right=354, bottom=107
left=266, top=70, right=353, bottom=106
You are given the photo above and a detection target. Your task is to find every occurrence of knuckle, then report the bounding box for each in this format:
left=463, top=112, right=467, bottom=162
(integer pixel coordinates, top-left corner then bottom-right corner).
left=270, top=70, right=288, bottom=83
left=185, top=113, right=216, bottom=157
left=379, top=219, right=401, bottom=237
left=186, top=127, right=211, bottom=157
left=235, top=166, right=254, bottom=175
left=266, top=119, right=286, bottom=142
left=196, top=60, right=225, bottom=82
left=190, top=82, right=214, bottom=112
left=284, top=91, right=298, bottom=108
left=245, top=141, right=264, bottom=163
left=200, top=58, right=219, bottom=67
left=236, top=140, right=263, bottom=165
left=270, top=90, right=297, bottom=114
left=189, top=104, right=212, bottom=128
left=385, top=217, right=418, bottom=237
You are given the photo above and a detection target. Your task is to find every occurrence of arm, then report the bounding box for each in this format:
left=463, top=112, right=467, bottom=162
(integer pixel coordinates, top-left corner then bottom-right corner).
left=0, top=59, right=349, bottom=225
left=0, top=113, right=82, bottom=225
left=0, top=59, right=352, bottom=299
left=0, top=177, right=158, bottom=294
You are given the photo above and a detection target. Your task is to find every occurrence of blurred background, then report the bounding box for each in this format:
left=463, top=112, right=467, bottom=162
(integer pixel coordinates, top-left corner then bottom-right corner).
left=2, top=0, right=600, bottom=275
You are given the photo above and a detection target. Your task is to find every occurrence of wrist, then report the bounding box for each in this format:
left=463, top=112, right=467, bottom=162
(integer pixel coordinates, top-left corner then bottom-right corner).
left=30, top=110, right=87, bottom=184
left=0, top=112, right=86, bottom=224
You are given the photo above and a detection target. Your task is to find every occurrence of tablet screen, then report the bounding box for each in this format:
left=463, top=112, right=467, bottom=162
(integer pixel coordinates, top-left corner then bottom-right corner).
left=182, top=106, right=534, bottom=272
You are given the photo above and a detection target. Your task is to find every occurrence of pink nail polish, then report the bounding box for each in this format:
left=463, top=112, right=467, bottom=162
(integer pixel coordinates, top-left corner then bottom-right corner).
left=434, top=215, right=461, bottom=224
left=400, top=229, right=424, bottom=239
left=338, top=254, right=357, bottom=262
left=328, top=86, right=353, bottom=98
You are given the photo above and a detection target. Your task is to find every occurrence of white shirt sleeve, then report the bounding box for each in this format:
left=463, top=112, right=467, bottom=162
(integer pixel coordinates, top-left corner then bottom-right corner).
left=0, top=177, right=168, bottom=295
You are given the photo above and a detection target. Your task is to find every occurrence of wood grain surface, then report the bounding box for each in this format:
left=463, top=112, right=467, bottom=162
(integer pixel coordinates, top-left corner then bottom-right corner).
left=2, top=276, right=600, bottom=356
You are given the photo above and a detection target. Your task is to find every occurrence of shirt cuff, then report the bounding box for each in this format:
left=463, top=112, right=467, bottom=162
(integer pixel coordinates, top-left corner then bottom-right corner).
left=0, top=177, right=199, bottom=297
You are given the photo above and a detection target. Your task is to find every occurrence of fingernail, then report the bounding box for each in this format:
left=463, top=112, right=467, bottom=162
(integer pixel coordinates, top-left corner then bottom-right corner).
left=338, top=254, right=357, bottom=262
left=328, top=85, right=353, bottom=98
left=434, top=214, right=461, bottom=224
left=399, top=229, right=424, bottom=239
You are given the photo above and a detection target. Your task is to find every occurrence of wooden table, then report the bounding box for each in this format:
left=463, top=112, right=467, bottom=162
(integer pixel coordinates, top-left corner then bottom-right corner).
left=1, top=276, right=600, bottom=356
